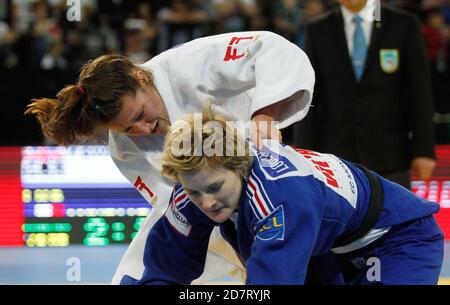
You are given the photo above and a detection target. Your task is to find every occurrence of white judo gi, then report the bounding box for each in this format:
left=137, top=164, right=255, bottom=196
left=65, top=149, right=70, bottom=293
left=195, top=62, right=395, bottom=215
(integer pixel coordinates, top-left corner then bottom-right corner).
left=110, top=31, right=315, bottom=284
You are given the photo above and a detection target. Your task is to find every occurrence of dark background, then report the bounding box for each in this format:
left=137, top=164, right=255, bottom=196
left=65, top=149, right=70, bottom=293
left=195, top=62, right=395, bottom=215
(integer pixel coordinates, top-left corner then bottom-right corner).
left=0, top=0, right=449, bottom=145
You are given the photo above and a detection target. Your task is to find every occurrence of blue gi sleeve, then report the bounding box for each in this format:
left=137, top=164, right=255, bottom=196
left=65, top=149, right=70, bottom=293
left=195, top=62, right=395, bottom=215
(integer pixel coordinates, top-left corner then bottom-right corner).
left=245, top=176, right=323, bottom=284
left=136, top=185, right=215, bottom=285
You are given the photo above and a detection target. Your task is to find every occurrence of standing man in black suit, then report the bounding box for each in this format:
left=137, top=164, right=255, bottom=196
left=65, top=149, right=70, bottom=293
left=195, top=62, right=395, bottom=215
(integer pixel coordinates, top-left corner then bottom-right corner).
left=286, top=0, right=436, bottom=188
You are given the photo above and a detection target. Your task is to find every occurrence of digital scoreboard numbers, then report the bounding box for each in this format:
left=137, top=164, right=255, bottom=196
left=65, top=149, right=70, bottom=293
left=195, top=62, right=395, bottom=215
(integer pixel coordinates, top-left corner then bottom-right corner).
left=20, top=146, right=151, bottom=247
left=23, top=216, right=145, bottom=247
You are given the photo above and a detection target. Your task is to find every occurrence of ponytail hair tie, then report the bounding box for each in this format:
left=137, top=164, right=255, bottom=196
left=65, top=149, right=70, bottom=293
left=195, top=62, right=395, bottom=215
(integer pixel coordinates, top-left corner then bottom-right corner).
left=76, top=85, right=86, bottom=95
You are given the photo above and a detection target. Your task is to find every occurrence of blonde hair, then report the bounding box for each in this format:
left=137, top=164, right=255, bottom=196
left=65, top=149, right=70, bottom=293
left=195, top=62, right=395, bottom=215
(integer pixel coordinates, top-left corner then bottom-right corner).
left=161, top=103, right=253, bottom=183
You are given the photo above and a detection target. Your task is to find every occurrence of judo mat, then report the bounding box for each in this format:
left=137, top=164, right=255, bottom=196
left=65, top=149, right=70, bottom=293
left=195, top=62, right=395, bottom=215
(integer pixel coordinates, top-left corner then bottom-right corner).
left=0, top=242, right=449, bottom=284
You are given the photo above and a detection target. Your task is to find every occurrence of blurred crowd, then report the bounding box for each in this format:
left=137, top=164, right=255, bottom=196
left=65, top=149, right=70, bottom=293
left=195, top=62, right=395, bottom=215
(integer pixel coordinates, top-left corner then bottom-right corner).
left=0, top=0, right=449, bottom=145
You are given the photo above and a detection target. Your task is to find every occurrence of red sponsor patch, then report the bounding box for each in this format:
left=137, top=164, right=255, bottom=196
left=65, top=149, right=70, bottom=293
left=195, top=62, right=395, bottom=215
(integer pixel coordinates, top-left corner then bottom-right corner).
left=134, top=176, right=155, bottom=198
left=223, top=36, right=254, bottom=61
left=294, top=149, right=340, bottom=188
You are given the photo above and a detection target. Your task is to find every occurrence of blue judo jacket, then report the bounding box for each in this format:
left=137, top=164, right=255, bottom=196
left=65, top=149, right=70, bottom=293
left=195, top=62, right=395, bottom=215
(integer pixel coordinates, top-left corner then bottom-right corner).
left=123, top=140, right=439, bottom=285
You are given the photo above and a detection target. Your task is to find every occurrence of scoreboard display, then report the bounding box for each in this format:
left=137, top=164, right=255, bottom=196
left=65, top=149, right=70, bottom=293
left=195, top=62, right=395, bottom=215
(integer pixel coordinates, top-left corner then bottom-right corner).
left=0, top=145, right=450, bottom=247
left=1, top=145, right=150, bottom=247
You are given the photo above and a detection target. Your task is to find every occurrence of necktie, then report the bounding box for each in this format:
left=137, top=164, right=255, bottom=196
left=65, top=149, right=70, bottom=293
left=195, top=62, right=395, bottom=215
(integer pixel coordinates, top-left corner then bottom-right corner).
left=352, top=15, right=367, bottom=81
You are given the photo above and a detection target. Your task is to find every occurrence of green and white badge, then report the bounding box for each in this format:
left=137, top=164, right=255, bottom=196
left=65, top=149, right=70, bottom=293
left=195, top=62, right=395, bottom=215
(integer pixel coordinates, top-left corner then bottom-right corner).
left=379, top=49, right=399, bottom=73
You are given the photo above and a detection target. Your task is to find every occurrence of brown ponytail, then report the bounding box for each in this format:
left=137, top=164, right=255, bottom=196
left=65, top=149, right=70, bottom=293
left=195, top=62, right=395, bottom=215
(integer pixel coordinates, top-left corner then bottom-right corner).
left=25, top=54, right=151, bottom=146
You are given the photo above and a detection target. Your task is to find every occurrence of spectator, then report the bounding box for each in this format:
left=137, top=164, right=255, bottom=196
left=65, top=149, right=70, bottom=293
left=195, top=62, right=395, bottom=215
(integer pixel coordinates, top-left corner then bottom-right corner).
left=0, top=17, right=18, bottom=70
left=31, top=0, right=61, bottom=63
left=127, top=1, right=158, bottom=58
left=422, top=6, right=450, bottom=142
left=64, top=2, right=118, bottom=70
left=157, top=0, right=210, bottom=52
left=272, top=0, right=303, bottom=43
left=443, top=0, right=450, bottom=24
left=123, top=20, right=152, bottom=64
left=212, top=0, right=262, bottom=33
left=39, top=37, right=70, bottom=95
left=297, top=0, right=327, bottom=47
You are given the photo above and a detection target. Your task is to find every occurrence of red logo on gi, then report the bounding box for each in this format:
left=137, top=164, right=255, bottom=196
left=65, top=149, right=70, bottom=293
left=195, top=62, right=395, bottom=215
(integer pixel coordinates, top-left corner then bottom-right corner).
left=295, top=149, right=340, bottom=188
left=134, top=176, right=155, bottom=198
left=223, top=36, right=254, bottom=61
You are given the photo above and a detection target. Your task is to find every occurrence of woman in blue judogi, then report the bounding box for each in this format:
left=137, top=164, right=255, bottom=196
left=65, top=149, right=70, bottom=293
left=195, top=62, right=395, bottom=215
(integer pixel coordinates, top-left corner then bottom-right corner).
left=121, top=106, right=444, bottom=285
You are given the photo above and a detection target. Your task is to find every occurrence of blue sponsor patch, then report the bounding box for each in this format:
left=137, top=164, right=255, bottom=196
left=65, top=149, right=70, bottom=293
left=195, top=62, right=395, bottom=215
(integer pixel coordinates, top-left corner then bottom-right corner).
left=257, top=147, right=297, bottom=178
left=254, top=205, right=285, bottom=241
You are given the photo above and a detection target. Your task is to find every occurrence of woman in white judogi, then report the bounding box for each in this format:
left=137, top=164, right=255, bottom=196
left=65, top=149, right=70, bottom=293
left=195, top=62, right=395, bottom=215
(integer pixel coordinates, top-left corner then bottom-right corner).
left=26, top=31, right=315, bottom=284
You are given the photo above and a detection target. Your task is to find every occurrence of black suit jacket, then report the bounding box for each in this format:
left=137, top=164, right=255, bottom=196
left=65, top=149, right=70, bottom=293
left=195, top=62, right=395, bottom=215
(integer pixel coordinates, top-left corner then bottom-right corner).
left=287, top=6, right=435, bottom=174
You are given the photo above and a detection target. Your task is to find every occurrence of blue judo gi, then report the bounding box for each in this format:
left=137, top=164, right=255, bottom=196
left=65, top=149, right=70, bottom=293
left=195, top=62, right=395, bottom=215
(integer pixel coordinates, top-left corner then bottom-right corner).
left=121, top=140, right=444, bottom=285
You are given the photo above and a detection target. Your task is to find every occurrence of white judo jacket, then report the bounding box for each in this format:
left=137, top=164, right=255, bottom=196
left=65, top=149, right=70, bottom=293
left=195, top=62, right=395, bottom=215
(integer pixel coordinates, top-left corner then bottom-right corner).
left=110, top=31, right=315, bottom=284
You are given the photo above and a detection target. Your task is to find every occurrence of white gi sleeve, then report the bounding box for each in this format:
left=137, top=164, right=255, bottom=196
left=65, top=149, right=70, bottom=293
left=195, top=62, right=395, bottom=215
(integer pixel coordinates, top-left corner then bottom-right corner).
left=165, top=31, right=315, bottom=128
